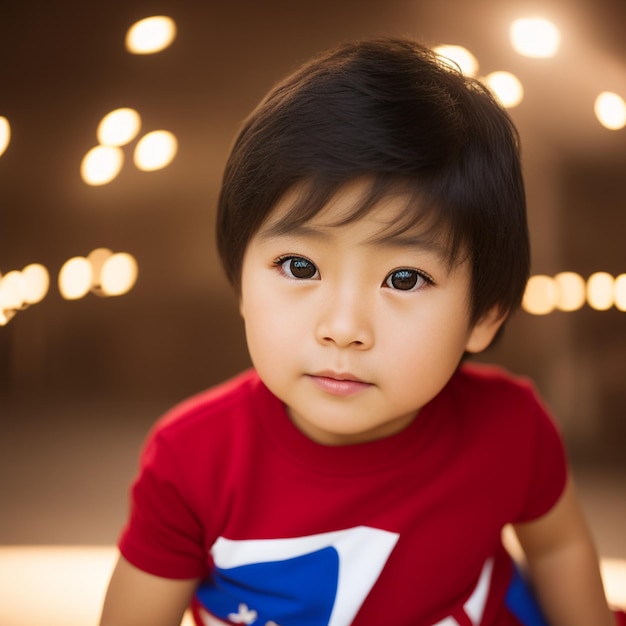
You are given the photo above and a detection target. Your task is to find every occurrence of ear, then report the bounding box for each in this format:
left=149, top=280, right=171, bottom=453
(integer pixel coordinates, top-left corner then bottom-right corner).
left=464, top=306, right=507, bottom=354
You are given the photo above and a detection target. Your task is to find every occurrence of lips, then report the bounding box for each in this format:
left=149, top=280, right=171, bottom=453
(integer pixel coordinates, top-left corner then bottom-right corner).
left=307, top=371, right=372, bottom=397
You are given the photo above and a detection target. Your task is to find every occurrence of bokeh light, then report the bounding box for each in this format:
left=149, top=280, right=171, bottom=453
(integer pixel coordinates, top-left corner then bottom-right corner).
left=125, top=16, right=176, bottom=54
left=0, top=264, right=49, bottom=325
left=484, top=71, right=524, bottom=108
left=21, top=263, right=50, bottom=305
left=510, top=17, right=561, bottom=58
left=554, top=271, right=586, bottom=312
left=594, top=92, right=626, bottom=130
left=133, top=130, right=178, bottom=171
left=0, top=116, right=10, bottom=157
left=58, top=257, right=93, bottom=300
left=0, top=307, right=16, bottom=326
left=97, top=108, right=141, bottom=146
left=80, top=145, right=124, bottom=185
left=100, top=253, right=138, bottom=296
left=587, top=272, right=614, bottom=311
left=522, top=275, right=557, bottom=315
left=0, top=271, right=26, bottom=311
left=87, top=248, right=113, bottom=291
left=613, top=274, right=626, bottom=312
left=433, top=44, right=479, bottom=76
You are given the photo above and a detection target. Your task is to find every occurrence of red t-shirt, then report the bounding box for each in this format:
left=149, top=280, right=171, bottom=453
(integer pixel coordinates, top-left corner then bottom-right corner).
left=119, top=364, right=568, bottom=625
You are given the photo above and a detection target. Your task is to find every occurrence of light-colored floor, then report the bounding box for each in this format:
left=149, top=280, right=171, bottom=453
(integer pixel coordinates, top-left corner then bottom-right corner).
left=0, top=545, right=196, bottom=626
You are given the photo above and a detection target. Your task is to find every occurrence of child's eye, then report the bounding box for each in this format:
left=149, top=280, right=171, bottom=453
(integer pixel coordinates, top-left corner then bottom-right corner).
left=384, top=269, right=432, bottom=291
left=275, top=255, right=320, bottom=280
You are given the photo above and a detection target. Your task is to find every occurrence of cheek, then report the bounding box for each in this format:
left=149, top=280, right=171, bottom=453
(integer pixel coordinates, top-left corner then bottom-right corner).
left=241, top=288, right=298, bottom=363
left=382, top=306, right=469, bottom=371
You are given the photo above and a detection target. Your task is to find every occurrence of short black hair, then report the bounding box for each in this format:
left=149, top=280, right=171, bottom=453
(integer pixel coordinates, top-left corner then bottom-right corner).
left=217, top=37, right=529, bottom=325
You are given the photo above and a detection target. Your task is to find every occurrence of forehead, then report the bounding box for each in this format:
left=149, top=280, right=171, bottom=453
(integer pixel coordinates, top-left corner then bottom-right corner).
left=257, top=178, right=456, bottom=259
left=262, top=180, right=396, bottom=228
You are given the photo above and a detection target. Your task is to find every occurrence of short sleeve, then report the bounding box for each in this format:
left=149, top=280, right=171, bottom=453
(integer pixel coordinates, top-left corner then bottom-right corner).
left=118, top=431, right=209, bottom=579
left=515, top=386, right=568, bottom=523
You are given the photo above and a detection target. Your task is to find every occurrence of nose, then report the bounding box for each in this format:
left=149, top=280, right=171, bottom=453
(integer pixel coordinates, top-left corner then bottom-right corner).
left=315, top=285, right=374, bottom=350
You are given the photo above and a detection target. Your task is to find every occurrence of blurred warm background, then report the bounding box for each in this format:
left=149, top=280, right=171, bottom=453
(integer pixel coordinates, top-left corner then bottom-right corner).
left=0, top=0, right=624, bottom=623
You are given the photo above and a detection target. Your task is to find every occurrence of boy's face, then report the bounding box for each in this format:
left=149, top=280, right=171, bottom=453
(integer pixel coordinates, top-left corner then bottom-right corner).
left=239, top=181, right=502, bottom=446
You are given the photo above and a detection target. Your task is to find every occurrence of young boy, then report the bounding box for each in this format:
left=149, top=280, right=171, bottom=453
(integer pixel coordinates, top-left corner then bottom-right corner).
left=100, top=38, right=624, bottom=626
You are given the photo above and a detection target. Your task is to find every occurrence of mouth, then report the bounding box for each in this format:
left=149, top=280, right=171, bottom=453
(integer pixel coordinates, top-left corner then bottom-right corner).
left=307, top=371, right=372, bottom=397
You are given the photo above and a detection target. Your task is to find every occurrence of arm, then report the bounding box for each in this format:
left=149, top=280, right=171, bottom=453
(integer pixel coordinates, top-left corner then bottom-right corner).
left=513, top=475, right=615, bottom=626
left=99, top=554, right=199, bottom=626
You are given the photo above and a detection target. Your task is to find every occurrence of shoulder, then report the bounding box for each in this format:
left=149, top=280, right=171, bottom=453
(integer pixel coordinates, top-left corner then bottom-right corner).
left=446, top=363, right=568, bottom=521
left=440, top=362, right=559, bottom=445
left=157, top=369, right=264, bottom=427
left=133, top=369, right=276, bottom=514
left=145, top=369, right=271, bottom=453
left=449, top=362, right=540, bottom=409
left=122, top=370, right=274, bottom=555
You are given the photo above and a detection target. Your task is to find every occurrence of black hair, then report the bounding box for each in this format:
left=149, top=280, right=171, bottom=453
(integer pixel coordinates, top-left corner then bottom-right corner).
left=217, top=37, right=529, bottom=325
